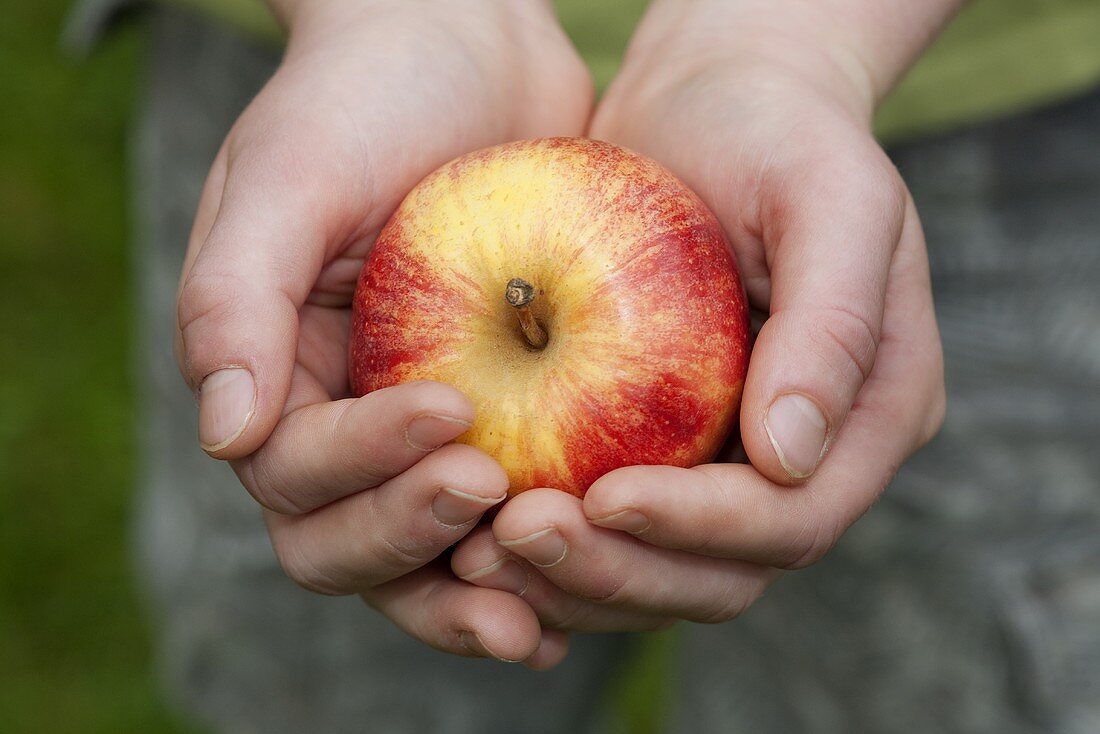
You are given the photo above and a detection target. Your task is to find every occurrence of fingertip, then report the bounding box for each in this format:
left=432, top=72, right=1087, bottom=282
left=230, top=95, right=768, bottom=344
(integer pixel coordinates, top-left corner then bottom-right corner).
left=198, top=367, right=257, bottom=455
left=582, top=465, right=648, bottom=521
left=761, top=392, right=828, bottom=480
left=738, top=320, right=836, bottom=485
left=450, top=525, right=506, bottom=579
left=583, top=465, right=692, bottom=531
left=424, top=444, right=510, bottom=500
left=493, top=488, right=578, bottom=539
left=458, top=590, right=541, bottom=663
left=382, top=381, right=477, bottom=453
left=740, top=387, right=830, bottom=485
left=389, top=380, right=477, bottom=425
left=523, top=630, right=570, bottom=671
left=196, top=356, right=300, bottom=461
left=429, top=486, right=505, bottom=529
left=178, top=271, right=299, bottom=460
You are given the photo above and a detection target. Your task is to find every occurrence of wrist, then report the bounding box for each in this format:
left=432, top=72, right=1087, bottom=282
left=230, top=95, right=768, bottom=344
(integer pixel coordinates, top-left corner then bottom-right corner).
left=273, top=0, right=562, bottom=60
left=270, top=0, right=556, bottom=33
left=633, top=0, right=964, bottom=123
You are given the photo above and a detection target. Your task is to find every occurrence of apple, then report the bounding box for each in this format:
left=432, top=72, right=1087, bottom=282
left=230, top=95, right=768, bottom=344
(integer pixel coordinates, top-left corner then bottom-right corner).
left=349, top=137, right=749, bottom=497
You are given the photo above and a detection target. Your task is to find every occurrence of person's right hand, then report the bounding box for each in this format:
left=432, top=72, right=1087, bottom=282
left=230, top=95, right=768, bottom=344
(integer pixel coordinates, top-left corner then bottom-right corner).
left=175, top=0, right=593, bottom=669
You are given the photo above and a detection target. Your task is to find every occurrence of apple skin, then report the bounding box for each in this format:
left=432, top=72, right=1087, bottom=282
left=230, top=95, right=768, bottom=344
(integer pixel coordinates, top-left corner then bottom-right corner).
left=349, top=137, right=749, bottom=497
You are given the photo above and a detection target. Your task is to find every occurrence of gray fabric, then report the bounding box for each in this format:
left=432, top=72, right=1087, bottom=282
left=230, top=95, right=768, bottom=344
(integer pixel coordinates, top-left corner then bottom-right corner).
left=671, top=89, right=1100, bottom=734
left=131, top=7, right=1100, bottom=734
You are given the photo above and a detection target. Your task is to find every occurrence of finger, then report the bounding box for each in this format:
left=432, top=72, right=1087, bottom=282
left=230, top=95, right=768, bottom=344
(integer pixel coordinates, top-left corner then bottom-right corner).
left=523, top=629, right=571, bottom=671
left=363, top=563, right=543, bottom=663
left=453, top=526, right=674, bottom=633
left=172, top=145, right=228, bottom=378
left=586, top=203, right=944, bottom=568
left=235, top=380, right=475, bottom=514
left=180, top=145, right=228, bottom=287
left=266, top=443, right=509, bottom=595
left=492, top=490, right=778, bottom=624
left=740, top=143, right=907, bottom=482
left=291, top=303, right=354, bottom=402
left=586, top=463, right=811, bottom=567
left=177, top=130, right=343, bottom=460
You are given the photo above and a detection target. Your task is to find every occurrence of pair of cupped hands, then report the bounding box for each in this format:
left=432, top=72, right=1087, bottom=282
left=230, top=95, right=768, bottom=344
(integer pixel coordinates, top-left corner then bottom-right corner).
left=176, top=0, right=945, bottom=669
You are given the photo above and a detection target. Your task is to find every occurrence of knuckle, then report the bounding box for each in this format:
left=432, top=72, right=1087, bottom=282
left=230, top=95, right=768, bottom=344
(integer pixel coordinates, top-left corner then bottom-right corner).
left=373, top=533, right=433, bottom=575
left=814, top=306, right=879, bottom=385
left=837, top=143, right=906, bottom=208
left=921, top=385, right=948, bottom=446
left=424, top=443, right=508, bottom=488
left=783, top=513, right=844, bottom=570
left=681, top=524, right=724, bottom=556
left=578, top=570, right=630, bottom=606
left=329, top=401, right=400, bottom=488
left=684, top=470, right=743, bottom=555
left=177, top=270, right=244, bottom=335
left=274, top=537, right=347, bottom=596
left=348, top=493, right=440, bottom=582
left=814, top=145, right=905, bottom=215
left=538, top=596, right=591, bottom=631
left=919, top=356, right=948, bottom=446
left=236, top=458, right=309, bottom=516
left=350, top=460, right=394, bottom=491
left=864, top=163, right=907, bottom=213
left=692, top=586, right=755, bottom=625
left=176, top=271, right=249, bottom=385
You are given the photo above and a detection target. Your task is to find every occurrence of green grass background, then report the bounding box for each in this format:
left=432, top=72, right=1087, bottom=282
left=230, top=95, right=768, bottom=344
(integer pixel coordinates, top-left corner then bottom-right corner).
left=0, top=3, right=198, bottom=732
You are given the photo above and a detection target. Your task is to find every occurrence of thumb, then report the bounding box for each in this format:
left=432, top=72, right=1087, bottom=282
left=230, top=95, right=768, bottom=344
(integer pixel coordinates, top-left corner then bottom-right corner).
left=176, top=143, right=331, bottom=459
left=741, top=155, right=906, bottom=483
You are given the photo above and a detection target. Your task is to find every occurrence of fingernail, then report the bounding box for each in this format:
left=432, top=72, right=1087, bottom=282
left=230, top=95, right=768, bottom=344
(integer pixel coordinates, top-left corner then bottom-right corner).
left=198, top=368, right=255, bottom=451
left=499, top=528, right=566, bottom=568
left=431, top=488, right=505, bottom=527
left=591, top=510, right=651, bottom=534
left=764, top=393, right=827, bottom=478
left=459, top=631, right=521, bottom=663
left=458, top=557, right=530, bottom=596
left=406, top=414, right=472, bottom=451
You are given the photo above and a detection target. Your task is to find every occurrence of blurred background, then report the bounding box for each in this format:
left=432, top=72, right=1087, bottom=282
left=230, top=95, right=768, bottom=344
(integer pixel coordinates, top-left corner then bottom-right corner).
left=0, top=3, right=199, bottom=732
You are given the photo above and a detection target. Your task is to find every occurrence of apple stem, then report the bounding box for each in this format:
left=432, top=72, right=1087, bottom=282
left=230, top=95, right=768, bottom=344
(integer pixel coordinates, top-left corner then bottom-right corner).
left=505, top=278, right=548, bottom=349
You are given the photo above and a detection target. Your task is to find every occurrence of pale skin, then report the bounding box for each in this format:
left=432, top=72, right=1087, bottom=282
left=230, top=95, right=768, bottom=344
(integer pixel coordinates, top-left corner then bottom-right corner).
left=177, top=0, right=957, bottom=668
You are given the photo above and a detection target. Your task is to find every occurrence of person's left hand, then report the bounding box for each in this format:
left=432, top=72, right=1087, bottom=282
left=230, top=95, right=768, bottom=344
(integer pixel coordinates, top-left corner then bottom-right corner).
left=451, top=0, right=946, bottom=632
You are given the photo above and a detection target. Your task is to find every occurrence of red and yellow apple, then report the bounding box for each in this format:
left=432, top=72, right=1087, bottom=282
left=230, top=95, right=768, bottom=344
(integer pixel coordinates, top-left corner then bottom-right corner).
left=349, top=137, right=749, bottom=497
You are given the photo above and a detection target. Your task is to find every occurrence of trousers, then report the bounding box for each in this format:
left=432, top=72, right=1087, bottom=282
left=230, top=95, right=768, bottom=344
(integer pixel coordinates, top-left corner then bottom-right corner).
left=133, top=9, right=1100, bottom=733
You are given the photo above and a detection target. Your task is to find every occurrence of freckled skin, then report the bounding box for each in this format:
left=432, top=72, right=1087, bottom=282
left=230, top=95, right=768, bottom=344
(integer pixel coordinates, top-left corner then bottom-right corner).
left=350, top=137, right=749, bottom=497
